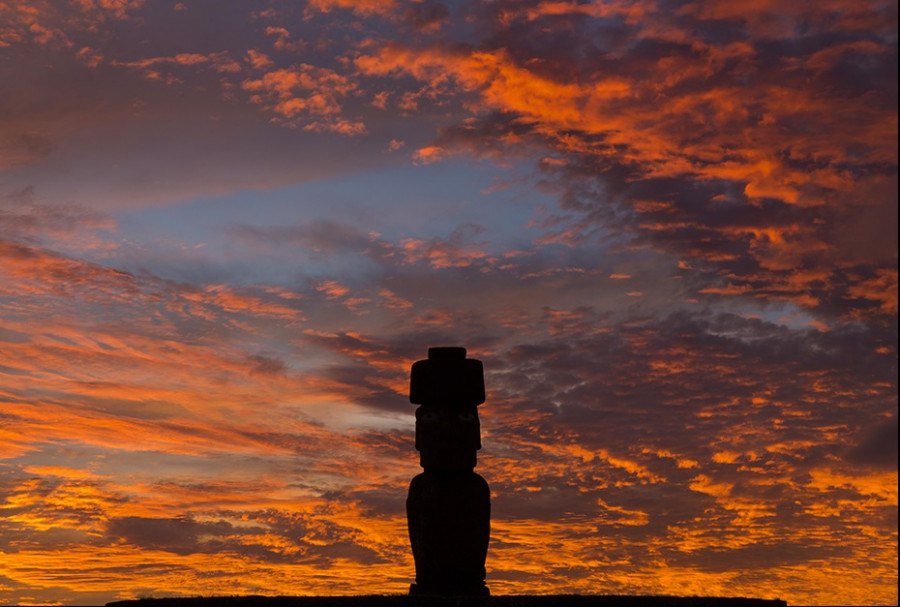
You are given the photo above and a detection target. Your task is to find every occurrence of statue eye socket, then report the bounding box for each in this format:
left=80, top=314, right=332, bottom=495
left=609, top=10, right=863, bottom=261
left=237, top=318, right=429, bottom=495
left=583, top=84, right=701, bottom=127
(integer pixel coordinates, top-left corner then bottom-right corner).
left=421, top=412, right=440, bottom=423
left=458, top=411, right=476, bottom=422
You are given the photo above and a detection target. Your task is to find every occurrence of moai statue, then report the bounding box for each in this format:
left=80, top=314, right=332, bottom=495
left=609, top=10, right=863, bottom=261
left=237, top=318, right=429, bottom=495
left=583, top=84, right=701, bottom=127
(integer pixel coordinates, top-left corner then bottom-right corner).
left=407, top=346, right=490, bottom=596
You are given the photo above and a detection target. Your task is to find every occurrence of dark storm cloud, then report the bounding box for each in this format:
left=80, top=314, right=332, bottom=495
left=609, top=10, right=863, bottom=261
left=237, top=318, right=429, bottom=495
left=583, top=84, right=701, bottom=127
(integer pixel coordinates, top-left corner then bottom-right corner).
left=402, top=0, right=449, bottom=32
left=107, top=516, right=237, bottom=555
left=247, top=353, right=288, bottom=377
left=663, top=540, right=850, bottom=573
left=846, top=416, right=899, bottom=469
left=106, top=510, right=383, bottom=564
left=489, top=311, right=896, bottom=431
left=477, top=309, right=895, bottom=504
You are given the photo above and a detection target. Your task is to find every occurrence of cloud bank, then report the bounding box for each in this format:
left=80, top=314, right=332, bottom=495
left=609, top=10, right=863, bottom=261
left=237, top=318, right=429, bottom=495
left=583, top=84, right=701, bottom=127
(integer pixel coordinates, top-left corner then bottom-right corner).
left=0, top=0, right=896, bottom=605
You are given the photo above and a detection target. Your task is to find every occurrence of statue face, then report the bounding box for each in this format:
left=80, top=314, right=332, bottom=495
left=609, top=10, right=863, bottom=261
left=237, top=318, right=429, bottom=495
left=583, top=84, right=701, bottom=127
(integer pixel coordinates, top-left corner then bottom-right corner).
left=415, top=405, right=481, bottom=470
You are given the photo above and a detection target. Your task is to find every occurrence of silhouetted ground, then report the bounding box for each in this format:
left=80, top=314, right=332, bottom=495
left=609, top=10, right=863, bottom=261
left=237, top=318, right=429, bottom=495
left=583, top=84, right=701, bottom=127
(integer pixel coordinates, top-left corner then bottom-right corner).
left=106, top=595, right=787, bottom=607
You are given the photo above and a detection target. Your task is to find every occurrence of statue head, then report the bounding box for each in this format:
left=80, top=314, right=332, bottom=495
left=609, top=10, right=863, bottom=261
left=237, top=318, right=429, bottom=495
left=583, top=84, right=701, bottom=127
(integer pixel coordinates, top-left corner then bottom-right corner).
left=410, top=347, right=485, bottom=470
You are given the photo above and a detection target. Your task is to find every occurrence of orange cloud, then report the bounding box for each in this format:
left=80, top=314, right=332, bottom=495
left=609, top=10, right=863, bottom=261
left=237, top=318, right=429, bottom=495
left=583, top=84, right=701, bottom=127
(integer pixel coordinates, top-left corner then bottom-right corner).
left=242, top=64, right=364, bottom=133
left=354, top=19, right=895, bottom=277
left=396, top=236, right=493, bottom=269
left=72, top=0, right=145, bottom=19
left=246, top=49, right=274, bottom=70
left=305, top=0, right=397, bottom=17
left=411, top=145, right=448, bottom=164
left=315, top=279, right=351, bottom=299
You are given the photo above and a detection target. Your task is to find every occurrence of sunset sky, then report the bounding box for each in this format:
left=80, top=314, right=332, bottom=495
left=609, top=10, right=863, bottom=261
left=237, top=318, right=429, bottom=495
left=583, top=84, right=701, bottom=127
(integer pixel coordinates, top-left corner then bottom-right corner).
left=0, top=1, right=897, bottom=605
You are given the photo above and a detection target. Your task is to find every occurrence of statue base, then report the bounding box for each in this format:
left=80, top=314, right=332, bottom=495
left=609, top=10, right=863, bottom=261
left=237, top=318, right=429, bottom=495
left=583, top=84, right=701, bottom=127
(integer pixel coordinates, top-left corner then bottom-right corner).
left=409, top=582, right=490, bottom=596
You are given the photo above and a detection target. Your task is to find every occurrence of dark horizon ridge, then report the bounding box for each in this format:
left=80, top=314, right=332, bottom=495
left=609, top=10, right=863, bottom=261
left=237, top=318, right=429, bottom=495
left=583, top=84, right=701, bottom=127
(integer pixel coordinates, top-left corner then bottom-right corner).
left=105, top=594, right=788, bottom=607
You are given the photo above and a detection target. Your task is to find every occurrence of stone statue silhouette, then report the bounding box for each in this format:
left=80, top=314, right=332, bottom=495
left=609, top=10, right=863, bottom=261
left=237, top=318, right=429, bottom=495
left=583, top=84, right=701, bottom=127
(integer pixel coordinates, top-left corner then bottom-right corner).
left=407, top=346, right=490, bottom=596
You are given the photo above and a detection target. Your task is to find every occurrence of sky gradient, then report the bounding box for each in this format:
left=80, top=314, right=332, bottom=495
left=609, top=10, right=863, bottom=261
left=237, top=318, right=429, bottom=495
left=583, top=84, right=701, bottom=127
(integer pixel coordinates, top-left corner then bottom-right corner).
left=0, top=1, right=897, bottom=605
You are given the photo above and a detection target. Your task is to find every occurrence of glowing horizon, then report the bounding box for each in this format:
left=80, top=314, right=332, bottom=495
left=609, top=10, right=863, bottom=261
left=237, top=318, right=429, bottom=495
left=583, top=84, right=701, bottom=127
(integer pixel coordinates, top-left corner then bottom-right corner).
left=0, top=0, right=897, bottom=605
